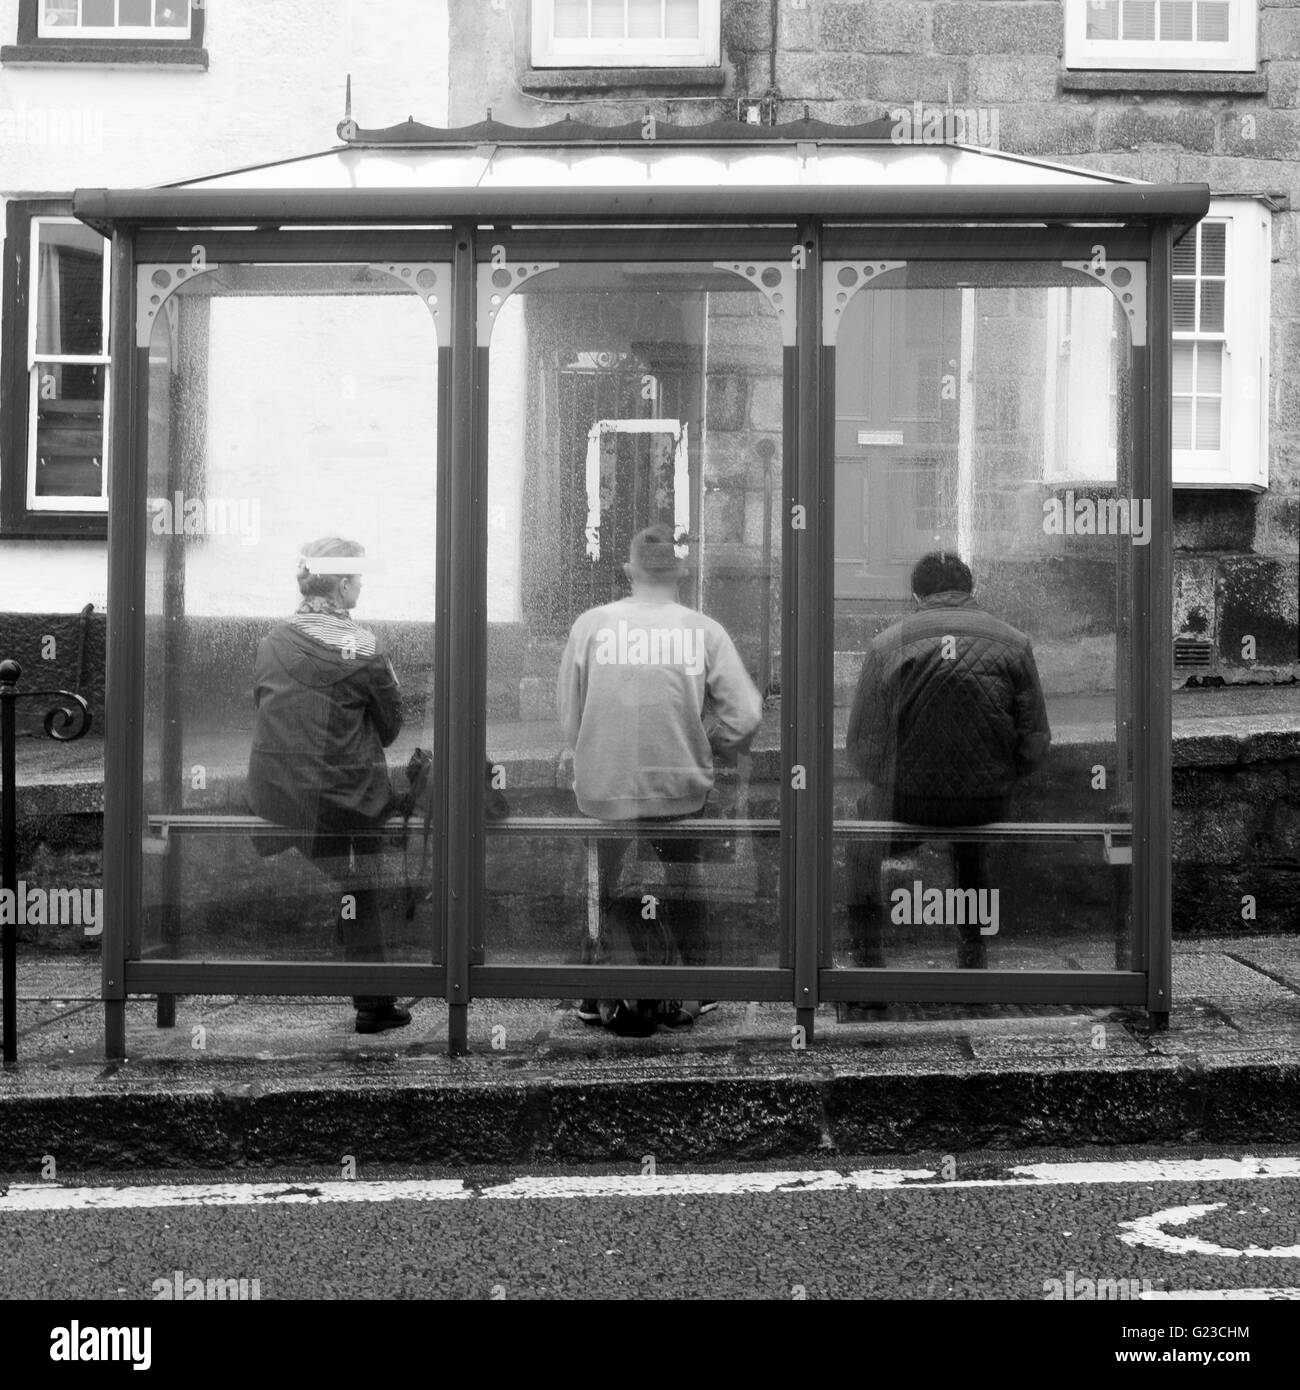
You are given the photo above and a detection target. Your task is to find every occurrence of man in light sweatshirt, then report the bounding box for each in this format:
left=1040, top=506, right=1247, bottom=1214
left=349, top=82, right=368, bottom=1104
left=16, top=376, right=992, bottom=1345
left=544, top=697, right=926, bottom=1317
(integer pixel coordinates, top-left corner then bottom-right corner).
left=558, top=522, right=762, bottom=1034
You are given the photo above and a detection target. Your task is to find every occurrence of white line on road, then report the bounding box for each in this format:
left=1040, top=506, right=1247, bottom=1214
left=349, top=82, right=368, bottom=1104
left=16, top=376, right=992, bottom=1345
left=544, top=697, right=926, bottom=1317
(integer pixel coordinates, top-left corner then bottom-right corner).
left=0, top=1180, right=469, bottom=1211
left=1141, top=1288, right=1300, bottom=1300
left=1, top=1156, right=1298, bottom=1212
left=1119, top=1202, right=1300, bottom=1258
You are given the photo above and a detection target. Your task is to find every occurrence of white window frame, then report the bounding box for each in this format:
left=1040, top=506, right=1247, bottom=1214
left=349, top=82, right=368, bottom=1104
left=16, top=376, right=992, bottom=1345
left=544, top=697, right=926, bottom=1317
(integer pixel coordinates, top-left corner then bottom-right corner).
left=1040, top=201, right=1270, bottom=490
left=531, top=0, right=721, bottom=68
left=1064, top=0, right=1257, bottom=72
left=1042, top=284, right=1121, bottom=486
left=37, top=0, right=192, bottom=40
left=1173, top=199, right=1270, bottom=490
left=26, top=215, right=111, bottom=513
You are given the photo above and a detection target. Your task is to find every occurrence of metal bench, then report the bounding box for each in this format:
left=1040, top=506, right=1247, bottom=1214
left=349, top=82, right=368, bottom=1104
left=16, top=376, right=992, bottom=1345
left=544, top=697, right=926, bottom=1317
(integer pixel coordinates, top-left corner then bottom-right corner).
left=142, top=812, right=1133, bottom=1023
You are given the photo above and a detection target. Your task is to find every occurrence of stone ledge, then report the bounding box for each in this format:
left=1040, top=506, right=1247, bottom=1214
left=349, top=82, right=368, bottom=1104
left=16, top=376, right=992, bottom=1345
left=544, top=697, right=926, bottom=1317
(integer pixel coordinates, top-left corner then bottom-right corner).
left=1062, top=70, right=1268, bottom=96
left=519, top=65, right=726, bottom=93
left=0, top=41, right=207, bottom=67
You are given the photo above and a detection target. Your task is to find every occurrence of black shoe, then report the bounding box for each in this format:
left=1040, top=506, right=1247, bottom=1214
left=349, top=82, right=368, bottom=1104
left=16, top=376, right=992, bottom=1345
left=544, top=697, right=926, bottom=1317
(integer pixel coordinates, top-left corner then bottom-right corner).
left=355, top=1003, right=412, bottom=1034
left=599, top=999, right=656, bottom=1037
left=653, top=1000, right=695, bottom=1030
left=575, top=999, right=602, bottom=1024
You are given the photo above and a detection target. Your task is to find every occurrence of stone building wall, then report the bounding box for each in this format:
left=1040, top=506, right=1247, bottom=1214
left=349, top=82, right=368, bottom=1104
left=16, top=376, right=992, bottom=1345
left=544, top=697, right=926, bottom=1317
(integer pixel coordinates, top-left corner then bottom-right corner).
left=450, top=0, right=1300, bottom=688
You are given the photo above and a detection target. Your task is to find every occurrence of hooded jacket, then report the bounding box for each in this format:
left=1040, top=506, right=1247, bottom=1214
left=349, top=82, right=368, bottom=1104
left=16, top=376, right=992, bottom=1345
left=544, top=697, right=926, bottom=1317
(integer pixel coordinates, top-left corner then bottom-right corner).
left=846, top=590, right=1051, bottom=825
left=246, top=615, right=401, bottom=844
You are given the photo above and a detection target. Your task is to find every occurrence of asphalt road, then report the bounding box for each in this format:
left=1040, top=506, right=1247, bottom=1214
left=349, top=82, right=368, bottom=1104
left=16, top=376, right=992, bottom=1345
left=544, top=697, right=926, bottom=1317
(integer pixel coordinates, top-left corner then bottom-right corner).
left=3, top=1148, right=1299, bottom=1306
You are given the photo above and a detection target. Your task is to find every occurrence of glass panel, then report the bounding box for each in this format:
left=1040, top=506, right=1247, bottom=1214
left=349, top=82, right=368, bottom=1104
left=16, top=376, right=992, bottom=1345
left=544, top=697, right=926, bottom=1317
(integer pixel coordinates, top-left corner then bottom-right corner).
left=1171, top=234, right=1196, bottom=277
left=155, top=0, right=188, bottom=25
left=1198, top=1, right=1230, bottom=42
left=1171, top=279, right=1196, bottom=331
left=82, top=0, right=113, bottom=25
left=1172, top=397, right=1193, bottom=449
left=120, top=0, right=151, bottom=24
left=484, top=260, right=783, bottom=981
left=34, top=221, right=105, bottom=358
left=1160, top=0, right=1194, bottom=41
left=1200, top=222, right=1226, bottom=276
left=628, top=0, right=662, bottom=39
left=553, top=0, right=588, bottom=39
left=1122, top=0, right=1156, bottom=40
left=1087, top=0, right=1120, bottom=40
left=1195, top=397, right=1221, bottom=449
left=1199, top=280, right=1225, bottom=332
left=666, top=0, right=699, bottom=38
left=33, top=362, right=105, bottom=497
left=1197, top=340, right=1222, bottom=392
left=829, top=264, right=1135, bottom=976
left=141, top=264, right=441, bottom=971
left=1171, top=342, right=1195, bottom=394
left=43, top=1, right=79, bottom=27
left=592, top=0, right=625, bottom=39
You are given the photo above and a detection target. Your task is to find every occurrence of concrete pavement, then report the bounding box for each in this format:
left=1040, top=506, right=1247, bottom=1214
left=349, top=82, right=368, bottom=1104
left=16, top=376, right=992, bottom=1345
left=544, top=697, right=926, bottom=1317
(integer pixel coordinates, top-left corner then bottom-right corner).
left=1, top=935, right=1297, bottom=1170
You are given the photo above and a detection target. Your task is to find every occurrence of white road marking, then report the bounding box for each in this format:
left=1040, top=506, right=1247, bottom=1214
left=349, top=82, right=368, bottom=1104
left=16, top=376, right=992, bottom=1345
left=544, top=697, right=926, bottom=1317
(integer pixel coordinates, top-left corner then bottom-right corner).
left=476, top=1170, right=929, bottom=1199
left=1141, top=1288, right=1300, bottom=1300
left=0, top=1180, right=469, bottom=1211
left=1119, top=1202, right=1300, bottom=1259
left=0, top=1156, right=1297, bottom=1212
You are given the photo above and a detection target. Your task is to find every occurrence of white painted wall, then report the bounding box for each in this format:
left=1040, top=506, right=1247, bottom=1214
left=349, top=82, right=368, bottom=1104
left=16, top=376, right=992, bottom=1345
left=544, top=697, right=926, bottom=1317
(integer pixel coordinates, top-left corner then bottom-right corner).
left=0, top=0, right=449, bottom=613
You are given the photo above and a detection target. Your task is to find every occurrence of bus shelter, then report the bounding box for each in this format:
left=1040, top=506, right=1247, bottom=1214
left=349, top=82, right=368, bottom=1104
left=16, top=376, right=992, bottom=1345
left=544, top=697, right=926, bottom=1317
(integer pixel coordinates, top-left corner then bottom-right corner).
left=73, top=117, right=1208, bottom=1057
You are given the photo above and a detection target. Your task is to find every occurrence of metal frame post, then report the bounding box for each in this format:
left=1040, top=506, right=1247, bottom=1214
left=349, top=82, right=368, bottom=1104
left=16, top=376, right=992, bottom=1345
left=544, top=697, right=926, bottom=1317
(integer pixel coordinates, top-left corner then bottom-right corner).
left=103, top=227, right=143, bottom=1061
left=1, top=663, right=16, bottom=1065
left=1143, top=225, right=1174, bottom=1026
left=443, top=225, right=480, bottom=1056
left=793, top=220, right=824, bottom=1038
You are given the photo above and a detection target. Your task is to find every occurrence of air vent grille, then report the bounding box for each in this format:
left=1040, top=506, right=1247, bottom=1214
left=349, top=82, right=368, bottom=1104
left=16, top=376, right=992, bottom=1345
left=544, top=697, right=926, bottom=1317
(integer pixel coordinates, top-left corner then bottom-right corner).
left=1174, top=640, right=1213, bottom=668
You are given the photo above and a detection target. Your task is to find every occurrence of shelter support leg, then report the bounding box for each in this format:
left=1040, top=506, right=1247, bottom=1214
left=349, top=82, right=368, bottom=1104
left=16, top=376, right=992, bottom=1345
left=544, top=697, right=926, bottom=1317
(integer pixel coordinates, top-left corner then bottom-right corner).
left=105, top=998, right=126, bottom=1060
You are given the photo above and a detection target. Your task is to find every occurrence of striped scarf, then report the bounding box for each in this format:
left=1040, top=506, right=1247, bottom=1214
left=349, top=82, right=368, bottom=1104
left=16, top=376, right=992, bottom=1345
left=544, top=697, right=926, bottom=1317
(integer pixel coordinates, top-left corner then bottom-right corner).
left=290, top=597, right=378, bottom=659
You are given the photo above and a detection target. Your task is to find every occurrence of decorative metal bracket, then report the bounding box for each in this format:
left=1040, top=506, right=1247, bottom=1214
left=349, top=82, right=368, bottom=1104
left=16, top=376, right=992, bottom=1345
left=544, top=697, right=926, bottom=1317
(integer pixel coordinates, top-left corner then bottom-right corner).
left=366, top=263, right=453, bottom=346
left=822, top=261, right=908, bottom=345
left=0, top=663, right=92, bottom=742
left=137, top=253, right=220, bottom=348
left=477, top=257, right=559, bottom=346
left=1061, top=258, right=1146, bottom=347
left=712, top=261, right=798, bottom=346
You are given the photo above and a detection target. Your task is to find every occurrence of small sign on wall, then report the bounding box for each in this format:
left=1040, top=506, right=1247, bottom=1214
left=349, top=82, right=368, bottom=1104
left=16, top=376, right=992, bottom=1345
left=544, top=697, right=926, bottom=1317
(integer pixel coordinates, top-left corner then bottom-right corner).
left=857, top=430, right=904, bottom=446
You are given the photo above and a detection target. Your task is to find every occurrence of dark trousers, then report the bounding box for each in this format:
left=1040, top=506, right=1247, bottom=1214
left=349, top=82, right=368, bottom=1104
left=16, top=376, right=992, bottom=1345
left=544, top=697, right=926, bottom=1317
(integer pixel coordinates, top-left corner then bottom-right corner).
left=585, top=819, right=711, bottom=1008
left=846, top=791, right=1000, bottom=968
left=311, top=833, right=394, bottom=1010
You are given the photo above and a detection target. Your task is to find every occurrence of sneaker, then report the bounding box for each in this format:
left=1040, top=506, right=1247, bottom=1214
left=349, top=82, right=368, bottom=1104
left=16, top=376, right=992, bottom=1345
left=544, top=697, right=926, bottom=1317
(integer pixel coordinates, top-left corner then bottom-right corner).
left=697, top=1000, right=721, bottom=1016
left=355, top=1003, right=412, bottom=1034
left=574, top=999, right=602, bottom=1024
left=599, top=999, right=656, bottom=1038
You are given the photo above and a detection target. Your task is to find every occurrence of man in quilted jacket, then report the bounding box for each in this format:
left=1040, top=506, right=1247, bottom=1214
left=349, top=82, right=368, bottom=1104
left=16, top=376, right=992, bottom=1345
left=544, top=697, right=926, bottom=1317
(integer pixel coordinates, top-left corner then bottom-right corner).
left=845, top=551, right=1051, bottom=970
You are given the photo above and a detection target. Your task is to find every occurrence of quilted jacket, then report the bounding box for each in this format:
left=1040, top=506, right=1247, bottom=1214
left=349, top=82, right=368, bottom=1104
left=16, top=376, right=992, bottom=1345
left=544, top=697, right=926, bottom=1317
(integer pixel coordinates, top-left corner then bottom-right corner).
left=845, top=590, right=1051, bottom=825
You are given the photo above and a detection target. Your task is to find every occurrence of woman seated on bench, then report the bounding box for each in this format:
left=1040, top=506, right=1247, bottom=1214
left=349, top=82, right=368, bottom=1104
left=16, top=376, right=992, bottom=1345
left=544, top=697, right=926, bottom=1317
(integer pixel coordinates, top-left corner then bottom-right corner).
left=245, top=537, right=409, bottom=1035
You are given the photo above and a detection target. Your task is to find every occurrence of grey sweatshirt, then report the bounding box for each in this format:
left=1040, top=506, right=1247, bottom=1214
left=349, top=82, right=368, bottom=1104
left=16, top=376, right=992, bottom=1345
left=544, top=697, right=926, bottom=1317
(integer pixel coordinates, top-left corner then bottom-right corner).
left=558, top=595, right=763, bottom=820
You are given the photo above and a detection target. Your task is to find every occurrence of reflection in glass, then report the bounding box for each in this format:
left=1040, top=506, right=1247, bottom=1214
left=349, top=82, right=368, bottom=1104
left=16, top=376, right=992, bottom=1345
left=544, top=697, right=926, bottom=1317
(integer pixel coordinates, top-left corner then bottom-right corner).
left=831, top=274, right=1134, bottom=974
left=483, top=262, right=784, bottom=998
left=140, top=266, right=439, bottom=975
